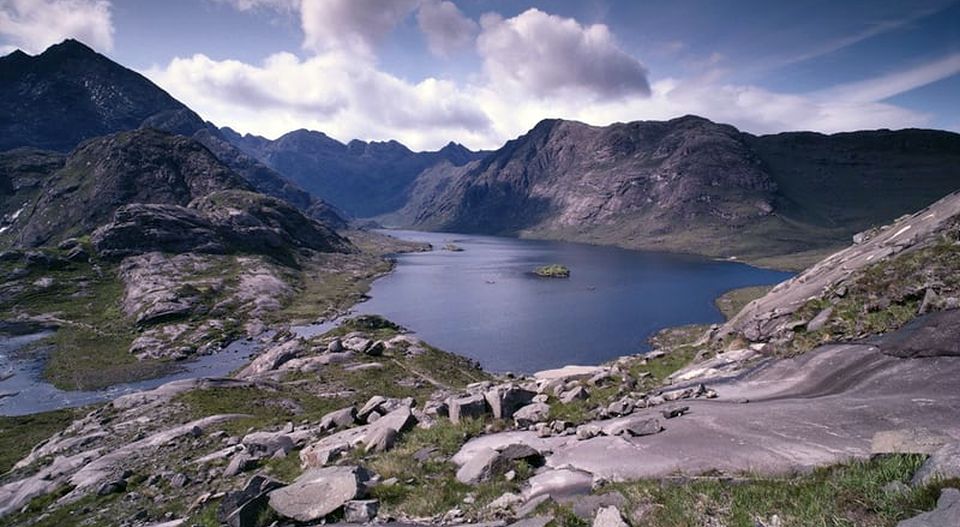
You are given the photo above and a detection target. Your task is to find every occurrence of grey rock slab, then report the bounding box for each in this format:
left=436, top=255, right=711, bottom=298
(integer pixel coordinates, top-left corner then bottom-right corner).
left=236, top=339, right=303, bottom=378
left=223, top=453, right=257, bottom=478
left=514, top=403, right=550, bottom=427
left=507, top=515, right=553, bottom=527
left=456, top=447, right=510, bottom=484
left=592, top=506, right=629, bottom=527
left=241, top=431, right=295, bottom=456
left=268, top=465, right=369, bottom=522
left=219, top=475, right=283, bottom=527
left=912, top=443, right=960, bottom=486
left=524, top=468, right=594, bottom=500
left=485, top=384, right=536, bottom=419
left=320, top=406, right=358, bottom=431
left=897, top=488, right=960, bottom=527
left=448, top=393, right=489, bottom=423
left=343, top=499, right=379, bottom=523
left=560, top=386, right=589, bottom=403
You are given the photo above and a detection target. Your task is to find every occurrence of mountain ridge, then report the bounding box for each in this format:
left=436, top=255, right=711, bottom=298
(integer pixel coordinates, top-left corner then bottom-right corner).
left=392, top=115, right=960, bottom=268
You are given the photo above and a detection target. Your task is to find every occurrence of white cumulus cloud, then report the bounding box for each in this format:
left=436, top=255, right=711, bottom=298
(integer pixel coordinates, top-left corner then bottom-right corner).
left=300, top=0, right=418, bottom=55
left=417, top=0, right=478, bottom=57
left=146, top=50, right=493, bottom=150
left=476, top=8, right=651, bottom=100
left=0, top=0, right=113, bottom=54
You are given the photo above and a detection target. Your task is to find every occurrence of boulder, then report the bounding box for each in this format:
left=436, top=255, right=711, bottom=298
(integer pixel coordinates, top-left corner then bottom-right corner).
left=241, top=431, right=295, bottom=457
left=513, top=403, right=550, bottom=427
left=607, top=398, right=634, bottom=417
left=448, top=394, right=489, bottom=423
left=603, top=417, right=662, bottom=437
left=534, top=365, right=604, bottom=382
left=456, top=447, right=510, bottom=484
left=497, top=443, right=544, bottom=465
left=268, top=465, right=370, bottom=522
left=219, top=475, right=283, bottom=527
left=342, top=335, right=374, bottom=353
left=912, top=443, right=960, bottom=486
left=593, top=506, right=629, bottom=527
left=320, top=406, right=358, bottom=431
left=559, top=386, right=589, bottom=403
left=327, top=338, right=343, bottom=353
left=236, top=339, right=303, bottom=378
left=525, top=468, right=594, bottom=500
left=363, top=427, right=398, bottom=454
left=344, top=499, right=379, bottom=523
left=897, top=488, right=960, bottom=527
left=358, top=396, right=388, bottom=420
left=223, top=453, right=257, bottom=478
left=661, top=407, right=690, bottom=419
left=806, top=307, right=834, bottom=332
left=576, top=424, right=603, bottom=441
left=485, top=385, right=537, bottom=419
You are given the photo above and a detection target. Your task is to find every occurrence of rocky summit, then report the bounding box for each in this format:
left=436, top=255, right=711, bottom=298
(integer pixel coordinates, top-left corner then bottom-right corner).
left=392, top=116, right=960, bottom=267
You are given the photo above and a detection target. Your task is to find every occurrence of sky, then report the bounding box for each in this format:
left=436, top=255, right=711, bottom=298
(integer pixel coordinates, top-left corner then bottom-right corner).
left=1, top=0, right=959, bottom=151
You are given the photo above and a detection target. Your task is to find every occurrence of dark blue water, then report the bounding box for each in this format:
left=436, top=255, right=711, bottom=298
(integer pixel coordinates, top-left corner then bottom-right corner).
left=356, top=230, right=792, bottom=373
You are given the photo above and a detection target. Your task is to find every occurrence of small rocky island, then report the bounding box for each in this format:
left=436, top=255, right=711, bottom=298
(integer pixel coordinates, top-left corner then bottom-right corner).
left=534, top=264, right=570, bottom=278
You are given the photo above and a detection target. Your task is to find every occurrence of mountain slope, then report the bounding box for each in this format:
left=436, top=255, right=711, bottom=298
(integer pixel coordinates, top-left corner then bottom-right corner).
left=222, top=127, right=488, bottom=217
left=719, top=188, right=960, bottom=353
left=0, top=39, right=202, bottom=152
left=400, top=116, right=960, bottom=267
left=0, top=40, right=344, bottom=227
left=0, top=128, right=348, bottom=253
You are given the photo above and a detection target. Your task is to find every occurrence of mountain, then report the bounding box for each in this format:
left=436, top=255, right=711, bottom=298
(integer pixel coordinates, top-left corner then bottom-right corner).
left=397, top=115, right=960, bottom=268
left=0, top=40, right=344, bottom=227
left=0, top=128, right=348, bottom=255
left=222, top=127, right=488, bottom=217
left=0, top=39, right=203, bottom=152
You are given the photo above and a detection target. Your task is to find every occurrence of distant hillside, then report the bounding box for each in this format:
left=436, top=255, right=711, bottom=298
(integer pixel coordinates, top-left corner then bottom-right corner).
left=396, top=116, right=960, bottom=268
left=0, top=128, right=348, bottom=255
left=222, top=127, right=487, bottom=218
left=0, top=40, right=344, bottom=228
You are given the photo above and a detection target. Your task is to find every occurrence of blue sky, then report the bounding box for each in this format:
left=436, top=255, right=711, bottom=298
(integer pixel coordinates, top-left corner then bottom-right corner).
left=2, top=0, right=958, bottom=150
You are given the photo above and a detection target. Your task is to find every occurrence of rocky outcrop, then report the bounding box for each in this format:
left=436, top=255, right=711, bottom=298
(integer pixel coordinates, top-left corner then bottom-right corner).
left=719, top=190, right=960, bottom=348
left=92, top=190, right=350, bottom=261
left=268, top=465, right=370, bottom=522
left=897, top=488, right=960, bottom=527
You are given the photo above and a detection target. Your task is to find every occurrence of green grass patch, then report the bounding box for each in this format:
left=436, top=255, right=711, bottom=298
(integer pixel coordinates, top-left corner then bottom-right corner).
left=715, top=285, right=774, bottom=320
left=367, top=419, right=525, bottom=518
left=0, top=407, right=84, bottom=473
left=608, top=454, right=954, bottom=527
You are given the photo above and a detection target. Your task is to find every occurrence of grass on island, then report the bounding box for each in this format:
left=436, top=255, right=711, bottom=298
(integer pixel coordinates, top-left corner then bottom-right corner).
left=715, top=285, right=774, bottom=320
left=534, top=264, right=570, bottom=278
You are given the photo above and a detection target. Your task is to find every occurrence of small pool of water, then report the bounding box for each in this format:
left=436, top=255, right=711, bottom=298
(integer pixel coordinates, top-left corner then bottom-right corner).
left=0, top=334, right=257, bottom=416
